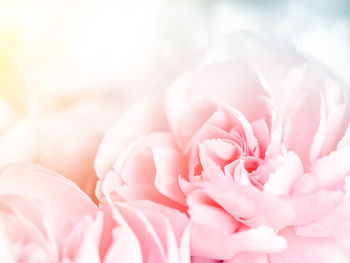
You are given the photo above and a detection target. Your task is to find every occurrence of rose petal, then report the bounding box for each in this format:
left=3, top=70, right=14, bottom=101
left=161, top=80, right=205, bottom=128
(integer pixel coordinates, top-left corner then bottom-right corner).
left=187, top=190, right=240, bottom=233
left=289, top=189, right=344, bottom=226
left=191, top=223, right=287, bottom=260
left=113, top=201, right=190, bottom=263
left=226, top=253, right=269, bottom=263
left=0, top=163, right=95, bottom=233
left=251, top=119, right=270, bottom=158
left=95, top=96, right=169, bottom=179
left=270, top=228, right=349, bottom=263
left=152, top=144, right=187, bottom=205
left=264, top=151, right=303, bottom=196
left=294, top=197, right=350, bottom=238
left=192, top=182, right=295, bottom=230
left=112, top=184, right=184, bottom=211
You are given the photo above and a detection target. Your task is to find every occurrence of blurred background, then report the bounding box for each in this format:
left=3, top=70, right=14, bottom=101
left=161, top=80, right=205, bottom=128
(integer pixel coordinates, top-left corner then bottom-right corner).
left=0, top=0, right=349, bottom=196
left=1, top=0, right=350, bottom=113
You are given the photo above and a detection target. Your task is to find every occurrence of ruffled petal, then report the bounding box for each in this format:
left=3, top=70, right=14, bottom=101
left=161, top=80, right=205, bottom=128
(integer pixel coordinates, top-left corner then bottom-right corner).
left=95, top=96, right=169, bottom=179
left=188, top=182, right=294, bottom=230
left=264, top=151, right=303, bottom=196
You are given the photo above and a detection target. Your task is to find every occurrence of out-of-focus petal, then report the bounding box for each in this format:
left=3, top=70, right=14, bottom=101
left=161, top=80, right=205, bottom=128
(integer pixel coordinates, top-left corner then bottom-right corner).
left=0, top=163, right=96, bottom=233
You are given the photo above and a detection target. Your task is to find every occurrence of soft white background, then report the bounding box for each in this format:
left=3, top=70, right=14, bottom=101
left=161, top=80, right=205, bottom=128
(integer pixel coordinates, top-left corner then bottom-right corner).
left=0, top=0, right=349, bottom=113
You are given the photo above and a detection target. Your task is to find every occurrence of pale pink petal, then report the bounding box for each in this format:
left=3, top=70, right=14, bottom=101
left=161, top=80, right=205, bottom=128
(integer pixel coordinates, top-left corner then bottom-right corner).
left=184, top=112, right=236, bottom=155
left=294, top=145, right=350, bottom=195
left=194, top=182, right=295, bottom=230
left=167, top=59, right=269, bottom=126
left=96, top=201, right=190, bottom=263
left=187, top=190, right=240, bottom=233
left=221, top=105, right=258, bottom=152
left=0, top=195, right=48, bottom=235
left=319, top=79, right=350, bottom=155
left=152, top=144, right=187, bottom=205
left=187, top=191, right=240, bottom=236
left=310, top=145, right=350, bottom=189
left=178, top=224, right=191, bottom=263
left=120, top=145, right=156, bottom=185
left=337, top=122, right=350, bottom=150
left=173, top=98, right=219, bottom=147
left=122, top=200, right=189, bottom=245
left=309, top=97, right=327, bottom=162
left=114, top=203, right=168, bottom=262
left=226, top=253, right=269, bottom=263
left=165, top=218, right=184, bottom=263
left=113, top=201, right=190, bottom=263
left=264, top=151, right=303, bottom=196
left=72, top=230, right=101, bottom=263
left=294, top=197, right=350, bottom=238
left=251, top=119, right=270, bottom=158
left=310, top=95, right=350, bottom=162
left=0, top=229, right=15, bottom=263
left=0, top=196, right=58, bottom=262
left=191, top=223, right=286, bottom=260
left=111, top=184, right=184, bottom=211
left=282, top=89, right=321, bottom=166
left=0, top=196, right=60, bottom=261
left=260, top=64, right=323, bottom=165
left=202, top=139, right=238, bottom=161
left=104, top=226, right=143, bottom=263
left=95, top=169, right=123, bottom=201
left=191, top=256, right=221, bottom=263
left=270, top=228, right=350, bottom=263
left=95, top=96, right=169, bottom=179
left=289, top=189, right=344, bottom=225
left=97, top=132, right=186, bottom=208
left=198, top=144, right=226, bottom=182
left=61, top=212, right=103, bottom=262
left=165, top=71, right=194, bottom=146
left=0, top=163, right=96, bottom=233
left=111, top=133, right=170, bottom=185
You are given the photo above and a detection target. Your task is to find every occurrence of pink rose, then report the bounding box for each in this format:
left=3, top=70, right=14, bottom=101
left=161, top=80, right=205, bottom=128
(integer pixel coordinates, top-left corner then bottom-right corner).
left=61, top=200, right=190, bottom=263
left=0, top=163, right=95, bottom=262
left=0, top=163, right=190, bottom=263
left=95, top=35, right=350, bottom=262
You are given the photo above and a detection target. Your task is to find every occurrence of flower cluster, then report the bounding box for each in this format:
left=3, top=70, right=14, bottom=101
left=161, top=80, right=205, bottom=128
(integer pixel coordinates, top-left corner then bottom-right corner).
left=2, top=35, right=350, bottom=262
